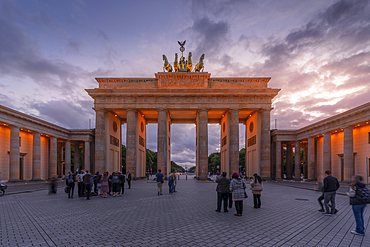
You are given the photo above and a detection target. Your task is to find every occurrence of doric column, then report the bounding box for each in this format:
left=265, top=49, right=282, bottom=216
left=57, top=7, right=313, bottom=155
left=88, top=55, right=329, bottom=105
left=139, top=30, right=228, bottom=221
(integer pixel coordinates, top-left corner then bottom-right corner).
left=229, top=109, right=239, bottom=175
left=95, top=108, right=106, bottom=173
left=84, top=141, right=91, bottom=172
left=286, top=142, right=292, bottom=179
left=260, top=109, right=271, bottom=178
left=294, top=141, right=301, bottom=180
left=32, top=132, right=41, bottom=180
left=307, top=137, right=315, bottom=180
left=276, top=141, right=282, bottom=179
left=74, top=142, right=80, bottom=171
left=127, top=109, right=138, bottom=177
left=50, top=137, right=57, bottom=178
left=58, top=145, right=64, bottom=177
left=323, top=132, right=331, bottom=172
left=303, top=144, right=308, bottom=179
left=343, top=126, right=353, bottom=181
left=10, top=126, right=20, bottom=181
left=65, top=141, right=71, bottom=172
left=157, top=109, right=169, bottom=177
left=196, top=109, right=208, bottom=180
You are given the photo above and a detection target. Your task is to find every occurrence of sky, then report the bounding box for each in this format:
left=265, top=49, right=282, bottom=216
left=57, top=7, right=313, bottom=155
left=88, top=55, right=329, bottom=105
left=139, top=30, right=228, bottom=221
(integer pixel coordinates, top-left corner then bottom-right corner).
left=1, top=0, right=369, bottom=168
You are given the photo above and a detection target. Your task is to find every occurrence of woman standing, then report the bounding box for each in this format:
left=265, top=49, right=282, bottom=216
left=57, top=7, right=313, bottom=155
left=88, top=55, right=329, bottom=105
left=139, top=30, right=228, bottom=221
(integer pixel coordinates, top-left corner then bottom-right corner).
left=168, top=173, right=174, bottom=194
left=229, top=173, right=247, bottom=216
left=250, top=173, right=263, bottom=208
left=346, top=175, right=370, bottom=236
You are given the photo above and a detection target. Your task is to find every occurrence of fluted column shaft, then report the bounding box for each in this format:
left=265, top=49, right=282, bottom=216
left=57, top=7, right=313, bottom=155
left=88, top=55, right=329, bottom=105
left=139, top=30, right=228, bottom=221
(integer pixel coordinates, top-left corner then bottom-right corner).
left=127, top=109, right=138, bottom=177
left=343, top=127, right=353, bottom=181
left=260, top=110, right=271, bottom=178
left=95, top=109, right=106, bottom=173
left=294, top=141, right=301, bottom=180
left=307, top=137, right=315, bottom=180
left=286, top=143, right=292, bottom=179
left=65, top=141, right=71, bottom=172
left=50, top=137, right=57, bottom=178
left=84, top=141, right=91, bottom=172
left=276, top=141, right=282, bottom=179
left=74, top=142, right=80, bottom=171
left=196, top=109, right=208, bottom=180
left=32, top=132, right=41, bottom=180
left=323, top=132, right=331, bottom=172
left=10, top=126, right=20, bottom=181
left=229, top=109, right=239, bottom=175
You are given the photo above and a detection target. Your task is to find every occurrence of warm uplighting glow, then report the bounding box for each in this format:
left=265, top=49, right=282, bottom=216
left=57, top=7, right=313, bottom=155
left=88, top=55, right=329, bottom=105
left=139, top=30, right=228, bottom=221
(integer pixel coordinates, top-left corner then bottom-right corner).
left=366, top=122, right=369, bottom=124
left=114, top=114, right=117, bottom=117
left=335, top=130, right=337, bottom=132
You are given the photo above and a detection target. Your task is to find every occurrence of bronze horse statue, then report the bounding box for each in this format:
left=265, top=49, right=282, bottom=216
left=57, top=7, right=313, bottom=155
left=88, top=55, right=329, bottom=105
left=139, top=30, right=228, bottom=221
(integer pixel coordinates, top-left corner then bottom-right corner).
left=163, top=54, right=173, bottom=72
left=194, top=54, right=205, bottom=72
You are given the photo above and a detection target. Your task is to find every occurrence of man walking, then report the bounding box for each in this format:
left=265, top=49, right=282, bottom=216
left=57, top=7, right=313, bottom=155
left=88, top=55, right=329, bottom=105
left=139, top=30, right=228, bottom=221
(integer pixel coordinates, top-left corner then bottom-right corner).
left=126, top=171, right=131, bottom=189
left=156, top=169, right=164, bottom=195
left=215, top=172, right=230, bottom=212
left=66, top=170, right=75, bottom=199
left=323, top=170, right=340, bottom=216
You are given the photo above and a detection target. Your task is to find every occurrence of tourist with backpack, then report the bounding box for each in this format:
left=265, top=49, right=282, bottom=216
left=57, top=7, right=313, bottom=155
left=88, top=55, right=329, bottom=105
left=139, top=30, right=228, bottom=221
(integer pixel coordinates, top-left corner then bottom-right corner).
left=346, top=175, right=370, bottom=236
left=112, top=172, right=121, bottom=197
left=65, top=170, right=76, bottom=199
left=83, top=171, right=92, bottom=200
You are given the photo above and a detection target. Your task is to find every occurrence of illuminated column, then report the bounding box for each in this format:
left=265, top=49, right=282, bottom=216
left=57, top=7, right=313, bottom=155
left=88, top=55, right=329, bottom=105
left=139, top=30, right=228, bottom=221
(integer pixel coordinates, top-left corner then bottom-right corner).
left=10, top=126, right=20, bottom=181
left=197, top=109, right=208, bottom=180
left=276, top=141, right=282, bottom=179
left=260, top=109, right=271, bottom=178
left=229, top=109, right=239, bottom=175
left=307, top=137, right=315, bottom=180
left=157, top=109, right=170, bottom=178
left=286, top=142, right=292, bottom=179
left=126, top=109, right=138, bottom=178
left=343, top=126, right=353, bottom=182
left=294, top=141, right=301, bottom=180
left=95, top=108, right=106, bottom=173
left=50, top=137, right=57, bottom=178
left=323, top=132, right=331, bottom=172
left=84, top=141, right=91, bottom=172
left=32, top=132, right=41, bottom=180
left=58, top=145, right=64, bottom=177
left=74, top=142, right=80, bottom=171
left=65, top=141, right=71, bottom=172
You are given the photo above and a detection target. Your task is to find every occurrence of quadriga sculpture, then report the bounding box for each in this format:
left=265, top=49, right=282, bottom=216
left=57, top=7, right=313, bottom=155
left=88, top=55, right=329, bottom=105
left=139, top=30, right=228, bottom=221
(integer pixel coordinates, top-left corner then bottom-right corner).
left=163, top=55, right=173, bottom=72
left=174, top=53, right=180, bottom=72
left=194, top=54, right=205, bottom=72
left=187, top=52, right=192, bottom=72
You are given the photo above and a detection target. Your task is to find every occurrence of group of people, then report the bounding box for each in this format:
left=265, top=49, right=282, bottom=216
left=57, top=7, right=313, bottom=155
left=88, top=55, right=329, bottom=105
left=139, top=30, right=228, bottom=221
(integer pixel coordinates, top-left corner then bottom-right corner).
left=318, top=170, right=370, bottom=236
left=154, top=169, right=178, bottom=195
left=215, top=172, right=263, bottom=216
left=64, top=169, right=132, bottom=200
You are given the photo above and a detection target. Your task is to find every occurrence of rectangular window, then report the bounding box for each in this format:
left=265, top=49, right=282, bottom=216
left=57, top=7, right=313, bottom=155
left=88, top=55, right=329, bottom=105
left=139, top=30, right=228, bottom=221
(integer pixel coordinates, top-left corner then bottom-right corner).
left=19, top=137, right=21, bottom=147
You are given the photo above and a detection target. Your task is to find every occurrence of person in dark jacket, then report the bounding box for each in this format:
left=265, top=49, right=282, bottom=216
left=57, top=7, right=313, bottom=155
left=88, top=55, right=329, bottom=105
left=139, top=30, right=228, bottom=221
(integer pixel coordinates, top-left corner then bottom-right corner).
left=126, top=171, right=132, bottom=189
left=215, top=172, right=230, bottom=212
left=65, top=170, right=76, bottom=199
left=347, top=175, right=370, bottom=235
left=83, top=172, right=92, bottom=200
left=323, top=170, right=340, bottom=215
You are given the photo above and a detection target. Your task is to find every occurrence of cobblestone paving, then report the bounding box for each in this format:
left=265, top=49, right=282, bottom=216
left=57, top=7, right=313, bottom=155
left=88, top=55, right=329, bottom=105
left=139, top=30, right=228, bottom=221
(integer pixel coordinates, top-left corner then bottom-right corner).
left=1, top=176, right=369, bottom=246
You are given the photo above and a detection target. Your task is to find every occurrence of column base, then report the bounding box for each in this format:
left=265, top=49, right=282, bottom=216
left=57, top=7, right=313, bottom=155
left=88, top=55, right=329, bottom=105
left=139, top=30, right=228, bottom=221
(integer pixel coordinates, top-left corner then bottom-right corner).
left=31, top=178, right=42, bottom=181
left=8, top=179, right=21, bottom=182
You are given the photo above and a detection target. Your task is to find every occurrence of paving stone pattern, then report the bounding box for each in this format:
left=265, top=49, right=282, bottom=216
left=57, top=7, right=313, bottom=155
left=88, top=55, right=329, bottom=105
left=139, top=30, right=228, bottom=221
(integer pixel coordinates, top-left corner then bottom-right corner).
left=1, top=176, right=369, bottom=246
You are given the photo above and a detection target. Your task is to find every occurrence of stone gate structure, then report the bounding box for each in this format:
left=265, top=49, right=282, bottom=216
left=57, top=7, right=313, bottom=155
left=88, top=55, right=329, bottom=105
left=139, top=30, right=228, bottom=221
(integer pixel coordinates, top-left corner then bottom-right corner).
left=86, top=72, right=280, bottom=179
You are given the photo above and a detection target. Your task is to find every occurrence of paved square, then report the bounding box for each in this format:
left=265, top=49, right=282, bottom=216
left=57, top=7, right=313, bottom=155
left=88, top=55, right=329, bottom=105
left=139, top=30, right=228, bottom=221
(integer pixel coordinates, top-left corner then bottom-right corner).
left=1, top=177, right=369, bottom=246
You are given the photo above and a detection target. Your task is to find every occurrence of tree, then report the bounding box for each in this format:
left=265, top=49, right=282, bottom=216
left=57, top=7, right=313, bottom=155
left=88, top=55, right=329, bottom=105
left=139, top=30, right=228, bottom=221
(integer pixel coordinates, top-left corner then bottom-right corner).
left=239, top=148, right=245, bottom=172
left=208, top=152, right=220, bottom=172
left=146, top=149, right=157, bottom=173
left=171, top=161, right=185, bottom=173
left=188, top=166, right=196, bottom=173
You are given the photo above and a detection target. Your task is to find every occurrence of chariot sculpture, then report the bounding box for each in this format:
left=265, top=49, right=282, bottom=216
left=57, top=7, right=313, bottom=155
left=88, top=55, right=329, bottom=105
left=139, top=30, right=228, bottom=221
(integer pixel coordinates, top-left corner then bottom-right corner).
left=162, top=41, right=204, bottom=72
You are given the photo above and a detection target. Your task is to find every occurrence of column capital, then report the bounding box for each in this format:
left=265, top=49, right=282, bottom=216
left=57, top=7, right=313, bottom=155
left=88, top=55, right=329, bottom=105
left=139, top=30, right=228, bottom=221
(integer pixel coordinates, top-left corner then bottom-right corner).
left=198, top=108, right=209, bottom=112
left=228, top=108, right=240, bottom=112
left=156, top=107, right=167, bottom=112
left=125, top=108, right=137, bottom=112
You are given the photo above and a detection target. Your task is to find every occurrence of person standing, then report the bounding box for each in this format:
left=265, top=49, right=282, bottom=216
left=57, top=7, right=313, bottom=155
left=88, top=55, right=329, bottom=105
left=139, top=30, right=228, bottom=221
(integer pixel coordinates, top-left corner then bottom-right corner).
left=173, top=170, right=178, bottom=192
left=323, top=170, right=340, bottom=216
left=118, top=172, right=125, bottom=195
left=168, top=173, right=174, bottom=194
left=126, top=171, right=131, bottom=189
left=346, top=175, right=370, bottom=235
left=100, top=172, right=109, bottom=198
left=83, top=172, right=92, bottom=200
left=156, top=169, right=164, bottom=195
left=230, top=173, right=247, bottom=216
left=66, top=170, right=76, bottom=199
left=112, top=172, right=120, bottom=197
left=250, top=173, right=263, bottom=208
left=215, top=172, right=230, bottom=213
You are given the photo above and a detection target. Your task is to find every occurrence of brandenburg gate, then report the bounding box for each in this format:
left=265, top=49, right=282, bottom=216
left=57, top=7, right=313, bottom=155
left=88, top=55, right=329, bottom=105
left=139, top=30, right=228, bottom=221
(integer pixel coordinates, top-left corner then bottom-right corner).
left=86, top=46, right=280, bottom=180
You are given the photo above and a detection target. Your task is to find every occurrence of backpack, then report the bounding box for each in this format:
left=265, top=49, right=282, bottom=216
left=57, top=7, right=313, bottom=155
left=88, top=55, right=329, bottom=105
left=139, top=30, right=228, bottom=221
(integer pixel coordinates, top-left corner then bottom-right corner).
left=113, top=175, right=119, bottom=184
left=67, top=175, right=74, bottom=184
left=76, top=174, right=81, bottom=183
